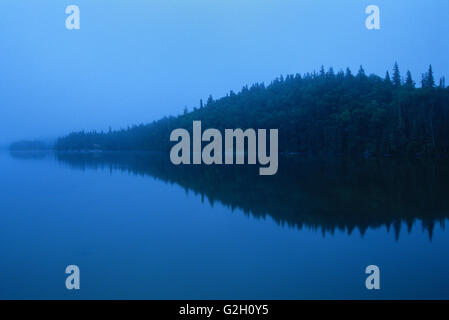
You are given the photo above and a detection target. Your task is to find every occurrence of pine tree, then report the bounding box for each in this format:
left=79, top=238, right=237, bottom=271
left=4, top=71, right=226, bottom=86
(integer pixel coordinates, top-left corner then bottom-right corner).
left=357, top=65, right=366, bottom=78
left=427, top=65, right=435, bottom=88
left=200, top=99, right=204, bottom=109
left=421, top=73, right=428, bottom=88
left=345, top=67, right=353, bottom=78
left=385, top=71, right=392, bottom=85
left=319, top=65, right=325, bottom=77
left=392, top=62, right=401, bottom=87
left=207, top=94, right=214, bottom=106
left=336, top=70, right=345, bottom=80
left=404, top=70, right=415, bottom=88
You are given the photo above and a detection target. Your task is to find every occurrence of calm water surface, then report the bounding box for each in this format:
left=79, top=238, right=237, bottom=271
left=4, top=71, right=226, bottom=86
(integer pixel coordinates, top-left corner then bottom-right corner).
left=1, top=151, right=449, bottom=299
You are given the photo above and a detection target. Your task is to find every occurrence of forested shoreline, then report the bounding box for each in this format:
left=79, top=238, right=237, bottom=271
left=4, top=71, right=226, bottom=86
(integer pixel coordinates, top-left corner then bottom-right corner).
left=19, top=64, right=449, bottom=156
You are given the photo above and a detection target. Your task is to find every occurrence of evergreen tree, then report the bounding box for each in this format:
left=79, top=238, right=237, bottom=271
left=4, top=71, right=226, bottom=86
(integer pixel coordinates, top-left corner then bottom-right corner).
left=404, top=70, right=415, bottom=88
left=319, top=65, right=326, bottom=77
left=336, top=70, right=345, bottom=80
left=345, top=67, right=353, bottom=78
left=421, top=73, right=428, bottom=88
left=427, top=65, right=435, bottom=88
left=385, top=71, right=392, bottom=85
left=356, top=65, right=366, bottom=78
left=207, top=95, right=214, bottom=106
left=392, top=62, right=401, bottom=87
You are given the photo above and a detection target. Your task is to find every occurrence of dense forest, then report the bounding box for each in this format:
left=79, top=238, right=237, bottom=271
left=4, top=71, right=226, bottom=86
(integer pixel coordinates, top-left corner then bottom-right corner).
left=54, top=63, right=449, bottom=156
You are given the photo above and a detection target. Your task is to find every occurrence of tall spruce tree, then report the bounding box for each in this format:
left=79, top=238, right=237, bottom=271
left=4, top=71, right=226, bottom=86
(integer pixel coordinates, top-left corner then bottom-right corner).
left=421, top=73, right=428, bottom=88
left=404, top=70, right=415, bottom=88
left=319, top=65, right=326, bottom=77
left=385, top=71, right=392, bottom=85
left=392, top=62, right=401, bottom=87
left=357, top=65, right=366, bottom=78
left=345, top=67, right=353, bottom=78
left=207, top=94, right=214, bottom=106
left=427, top=65, right=435, bottom=88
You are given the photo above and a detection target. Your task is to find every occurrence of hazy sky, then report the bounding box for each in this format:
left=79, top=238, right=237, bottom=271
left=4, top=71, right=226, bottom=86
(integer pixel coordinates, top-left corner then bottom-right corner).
left=0, top=0, right=448, bottom=145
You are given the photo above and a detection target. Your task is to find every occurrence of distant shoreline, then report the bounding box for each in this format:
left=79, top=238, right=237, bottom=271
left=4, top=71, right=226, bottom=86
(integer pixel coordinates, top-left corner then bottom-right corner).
left=8, top=148, right=449, bottom=160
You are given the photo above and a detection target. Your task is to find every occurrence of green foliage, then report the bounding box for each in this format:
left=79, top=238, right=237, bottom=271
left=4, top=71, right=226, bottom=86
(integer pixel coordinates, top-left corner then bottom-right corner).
left=392, top=62, right=401, bottom=87
left=404, top=70, right=415, bottom=89
left=55, top=66, right=449, bottom=156
left=422, top=64, right=436, bottom=88
left=384, top=71, right=392, bottom=86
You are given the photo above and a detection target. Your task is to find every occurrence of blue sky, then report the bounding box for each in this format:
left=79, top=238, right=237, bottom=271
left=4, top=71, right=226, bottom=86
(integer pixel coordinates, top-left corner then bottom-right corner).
left=0, top=0, right=448, bottom=144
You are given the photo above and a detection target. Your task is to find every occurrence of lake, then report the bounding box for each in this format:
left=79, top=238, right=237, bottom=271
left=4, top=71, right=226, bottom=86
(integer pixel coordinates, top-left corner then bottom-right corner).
left=1, top=150, right=449, bottom=299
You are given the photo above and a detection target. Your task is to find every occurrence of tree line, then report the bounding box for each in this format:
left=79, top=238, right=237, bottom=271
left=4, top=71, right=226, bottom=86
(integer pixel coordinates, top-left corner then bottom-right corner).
left=54, top=63, right=449, bottom=156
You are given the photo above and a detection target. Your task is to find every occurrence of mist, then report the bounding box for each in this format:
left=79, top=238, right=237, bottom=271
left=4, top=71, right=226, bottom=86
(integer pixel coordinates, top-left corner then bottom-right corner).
left=1, top=0, right=448, bottom=145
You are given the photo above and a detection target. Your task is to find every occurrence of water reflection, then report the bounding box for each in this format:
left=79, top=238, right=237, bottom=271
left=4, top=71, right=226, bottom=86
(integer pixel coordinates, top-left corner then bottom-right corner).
left=12, top=151, right=449, bottom=239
